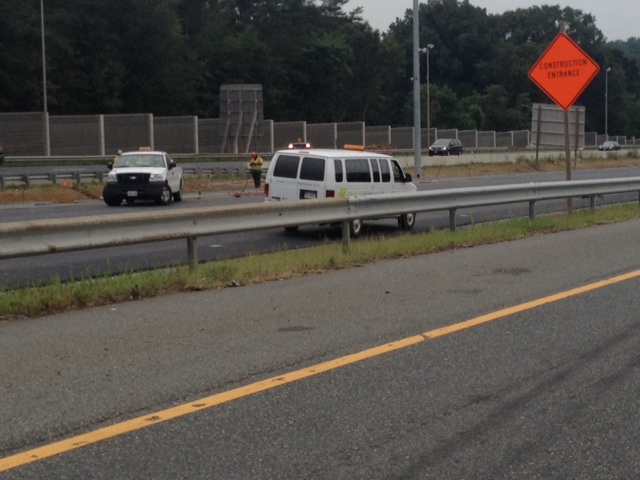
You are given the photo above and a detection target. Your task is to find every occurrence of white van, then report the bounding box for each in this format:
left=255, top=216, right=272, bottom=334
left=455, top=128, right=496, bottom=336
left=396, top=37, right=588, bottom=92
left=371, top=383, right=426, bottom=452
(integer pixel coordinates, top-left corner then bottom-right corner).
left=264, top=147, right=417, bottom=235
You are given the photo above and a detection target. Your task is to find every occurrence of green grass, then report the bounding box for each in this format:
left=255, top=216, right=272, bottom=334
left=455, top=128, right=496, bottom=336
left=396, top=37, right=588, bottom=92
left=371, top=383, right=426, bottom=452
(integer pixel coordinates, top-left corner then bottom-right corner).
left=2, top=202, right=640, bottom=320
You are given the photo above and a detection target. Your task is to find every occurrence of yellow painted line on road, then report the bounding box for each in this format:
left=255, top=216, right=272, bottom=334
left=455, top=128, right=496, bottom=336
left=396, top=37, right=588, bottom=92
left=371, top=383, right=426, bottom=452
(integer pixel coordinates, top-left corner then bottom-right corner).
left=0, top=336, right=424, bottom=472
left=425, top=269, right=640, bottom=338
left=3, top=269, right=640, bottom=473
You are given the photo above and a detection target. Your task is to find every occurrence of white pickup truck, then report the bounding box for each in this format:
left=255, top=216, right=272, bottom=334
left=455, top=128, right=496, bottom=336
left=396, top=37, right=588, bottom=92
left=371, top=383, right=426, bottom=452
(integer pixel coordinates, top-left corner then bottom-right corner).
left=103, top=150, right=183, bottom=206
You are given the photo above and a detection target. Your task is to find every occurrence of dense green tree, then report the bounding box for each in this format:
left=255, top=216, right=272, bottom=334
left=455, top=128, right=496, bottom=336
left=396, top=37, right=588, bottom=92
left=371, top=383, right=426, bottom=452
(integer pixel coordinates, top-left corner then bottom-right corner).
left=480, top=85, right=521, bottom=132
left=332, top=22, right=386, bottom=123
left=0, top=0, right=638, bottom=138
left=457, top=95, right=485, bottom=130
left=609, top=37, right=640, bottom=63
left=0, top=1, right=44, bottom=111
left=407, top=84, right=459, bottom=129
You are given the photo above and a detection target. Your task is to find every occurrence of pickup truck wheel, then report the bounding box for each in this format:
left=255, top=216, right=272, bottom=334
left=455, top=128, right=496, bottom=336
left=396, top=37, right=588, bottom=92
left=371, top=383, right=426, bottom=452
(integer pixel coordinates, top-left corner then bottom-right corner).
left=173, top=181, right=183, bottom=202
left=398, top=213, right=416, bottom=230
left=350, top=219, right=363, bottom=237
left=156, top=184, right=173, bottom=205
left=104, top=195, right=122, bottom=207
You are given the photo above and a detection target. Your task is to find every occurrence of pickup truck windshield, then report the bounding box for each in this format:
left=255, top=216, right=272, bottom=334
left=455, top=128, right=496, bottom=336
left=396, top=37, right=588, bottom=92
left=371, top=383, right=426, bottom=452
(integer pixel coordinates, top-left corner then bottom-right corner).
left=116, top=154, right=165, bottom=168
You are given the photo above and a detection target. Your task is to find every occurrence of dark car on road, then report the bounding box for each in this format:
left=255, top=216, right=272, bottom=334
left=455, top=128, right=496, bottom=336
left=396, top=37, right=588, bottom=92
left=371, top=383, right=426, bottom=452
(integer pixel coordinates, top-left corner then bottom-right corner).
left=598, top=140, right=621, bottom=151
left=428, top=138, right=463, bottom=156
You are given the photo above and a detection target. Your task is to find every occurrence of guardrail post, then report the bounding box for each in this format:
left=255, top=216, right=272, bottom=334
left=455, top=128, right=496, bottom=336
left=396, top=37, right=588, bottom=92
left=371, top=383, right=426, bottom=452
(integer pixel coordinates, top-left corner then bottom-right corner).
left=22, top=174, right=30, bottom=188
left=590, top=195, right=596, bottom=212
left=187, top=236, right=198, bottom=269
left=341, top=221, right=351, bottom=252
left=0, top=175, right=4, bottom=188
left=50, top=171, right=58, bottom=185
left=529, top=200, right=535, bottom=220
left=74, top=171, right=82, bottom=184
left=449, top=208, right=457, bottom=231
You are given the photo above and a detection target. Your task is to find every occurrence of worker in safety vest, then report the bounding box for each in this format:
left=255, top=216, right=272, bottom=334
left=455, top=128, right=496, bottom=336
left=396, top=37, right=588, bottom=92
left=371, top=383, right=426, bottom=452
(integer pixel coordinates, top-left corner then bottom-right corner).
left=249, top=151, right=264, bottom=188
left=112, top=149, right=123, bottom=165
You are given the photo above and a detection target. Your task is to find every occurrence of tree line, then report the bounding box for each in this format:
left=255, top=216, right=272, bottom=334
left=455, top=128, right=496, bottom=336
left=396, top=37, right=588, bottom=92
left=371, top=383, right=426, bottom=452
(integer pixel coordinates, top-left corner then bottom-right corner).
left=1, top=0, right=638, bottom=137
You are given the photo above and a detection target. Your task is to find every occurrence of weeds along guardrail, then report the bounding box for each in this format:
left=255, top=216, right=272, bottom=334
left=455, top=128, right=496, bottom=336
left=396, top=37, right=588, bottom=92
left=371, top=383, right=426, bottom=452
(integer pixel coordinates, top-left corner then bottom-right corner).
left=2, top=178, right=640, bottom=269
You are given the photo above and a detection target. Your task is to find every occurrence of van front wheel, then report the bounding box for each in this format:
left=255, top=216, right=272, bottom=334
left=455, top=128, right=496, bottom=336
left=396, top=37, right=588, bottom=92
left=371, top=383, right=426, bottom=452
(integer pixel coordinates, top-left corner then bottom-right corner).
left=398, top=213, right=416, bottom=231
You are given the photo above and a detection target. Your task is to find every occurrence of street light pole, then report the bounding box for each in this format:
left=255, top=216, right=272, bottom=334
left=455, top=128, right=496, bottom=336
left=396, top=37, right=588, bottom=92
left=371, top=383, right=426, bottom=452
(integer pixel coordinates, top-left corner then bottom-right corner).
left=425, top=44, right=434, bottom=148
left=605, top=67, right=611, bottom=140
left=41, top=0, right=50, bottom=156
left=412, top=0, right=422, bottom=181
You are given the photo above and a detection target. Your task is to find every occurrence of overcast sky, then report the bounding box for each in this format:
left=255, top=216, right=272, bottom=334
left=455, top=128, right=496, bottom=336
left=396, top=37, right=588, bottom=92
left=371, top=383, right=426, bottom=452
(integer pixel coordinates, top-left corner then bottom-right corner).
left=342, top=0, right=637, bottom=41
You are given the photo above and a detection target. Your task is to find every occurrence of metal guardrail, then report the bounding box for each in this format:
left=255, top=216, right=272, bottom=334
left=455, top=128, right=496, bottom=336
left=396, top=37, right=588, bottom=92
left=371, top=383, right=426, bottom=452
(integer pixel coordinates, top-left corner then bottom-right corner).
left=0, top=167, right=256, bottom=188
left=2, top=178, right=640, bottom=268
left=0, top=170, right=104, bottom=188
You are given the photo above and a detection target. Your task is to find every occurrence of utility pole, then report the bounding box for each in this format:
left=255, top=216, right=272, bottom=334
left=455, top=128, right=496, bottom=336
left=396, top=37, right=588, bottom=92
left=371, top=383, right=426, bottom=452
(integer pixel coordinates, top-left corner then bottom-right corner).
left=41, top=0, right=50, bottom=156
left=412, top=0, right=422, bottom=181
left=605, top=67, right=611, bottom=139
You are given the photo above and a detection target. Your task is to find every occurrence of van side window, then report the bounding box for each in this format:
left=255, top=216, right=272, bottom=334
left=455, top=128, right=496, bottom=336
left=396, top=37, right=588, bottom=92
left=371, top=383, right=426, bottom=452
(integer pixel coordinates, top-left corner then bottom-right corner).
left=273, top=155, right=300, bottom=179
left=379, top=159, right=391, bottom=182
left=391, top=160, right=404, bottom=183
left=370, top=159, right=380, bottom=183
left=300, top=156, right=325, bottom=181
left=334, top=159, right=343, bottom=183
left=345, top=158, right=371, bottom=183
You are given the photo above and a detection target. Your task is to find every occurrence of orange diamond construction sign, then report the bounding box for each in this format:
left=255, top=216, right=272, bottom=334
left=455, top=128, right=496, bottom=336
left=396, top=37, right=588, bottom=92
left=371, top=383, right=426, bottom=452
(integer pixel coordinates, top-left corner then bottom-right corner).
left=528, top=32, right=600, bottom=111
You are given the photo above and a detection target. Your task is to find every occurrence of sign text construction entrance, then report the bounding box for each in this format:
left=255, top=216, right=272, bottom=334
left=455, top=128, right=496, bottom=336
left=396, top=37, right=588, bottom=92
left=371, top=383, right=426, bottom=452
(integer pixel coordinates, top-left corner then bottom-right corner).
left=528, top=32, right=600, bottom=111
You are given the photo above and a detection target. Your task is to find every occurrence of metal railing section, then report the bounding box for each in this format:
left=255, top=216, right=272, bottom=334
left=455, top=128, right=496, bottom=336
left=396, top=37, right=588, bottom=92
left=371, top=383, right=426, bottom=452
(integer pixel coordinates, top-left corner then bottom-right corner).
left=2, top=178, right=640, bottom=268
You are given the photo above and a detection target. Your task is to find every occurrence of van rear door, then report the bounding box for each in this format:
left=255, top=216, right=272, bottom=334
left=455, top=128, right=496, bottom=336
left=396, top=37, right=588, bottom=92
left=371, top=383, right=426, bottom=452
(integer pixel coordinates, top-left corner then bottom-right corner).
left=297, top=156, right=326, bottom=199
left=267, top=154, right=300, bottom=201
left=267, top=154, right=327, bottom=200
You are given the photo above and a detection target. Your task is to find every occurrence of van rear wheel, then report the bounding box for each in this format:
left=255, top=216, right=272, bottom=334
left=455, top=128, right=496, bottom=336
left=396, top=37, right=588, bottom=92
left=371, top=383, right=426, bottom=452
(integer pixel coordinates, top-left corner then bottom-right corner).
left=398, top=213, right=416, bottom=231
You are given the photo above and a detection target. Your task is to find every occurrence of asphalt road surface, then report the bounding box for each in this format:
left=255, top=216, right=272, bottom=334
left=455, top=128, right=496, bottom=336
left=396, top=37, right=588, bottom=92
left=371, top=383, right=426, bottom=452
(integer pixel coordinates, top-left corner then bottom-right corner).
left=1, top=218, right=639, bottom=478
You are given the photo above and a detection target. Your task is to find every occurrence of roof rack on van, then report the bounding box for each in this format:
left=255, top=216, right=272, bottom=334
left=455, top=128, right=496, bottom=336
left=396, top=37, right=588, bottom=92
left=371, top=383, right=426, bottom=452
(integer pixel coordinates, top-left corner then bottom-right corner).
left=343, top=144, right=365, bottom=151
